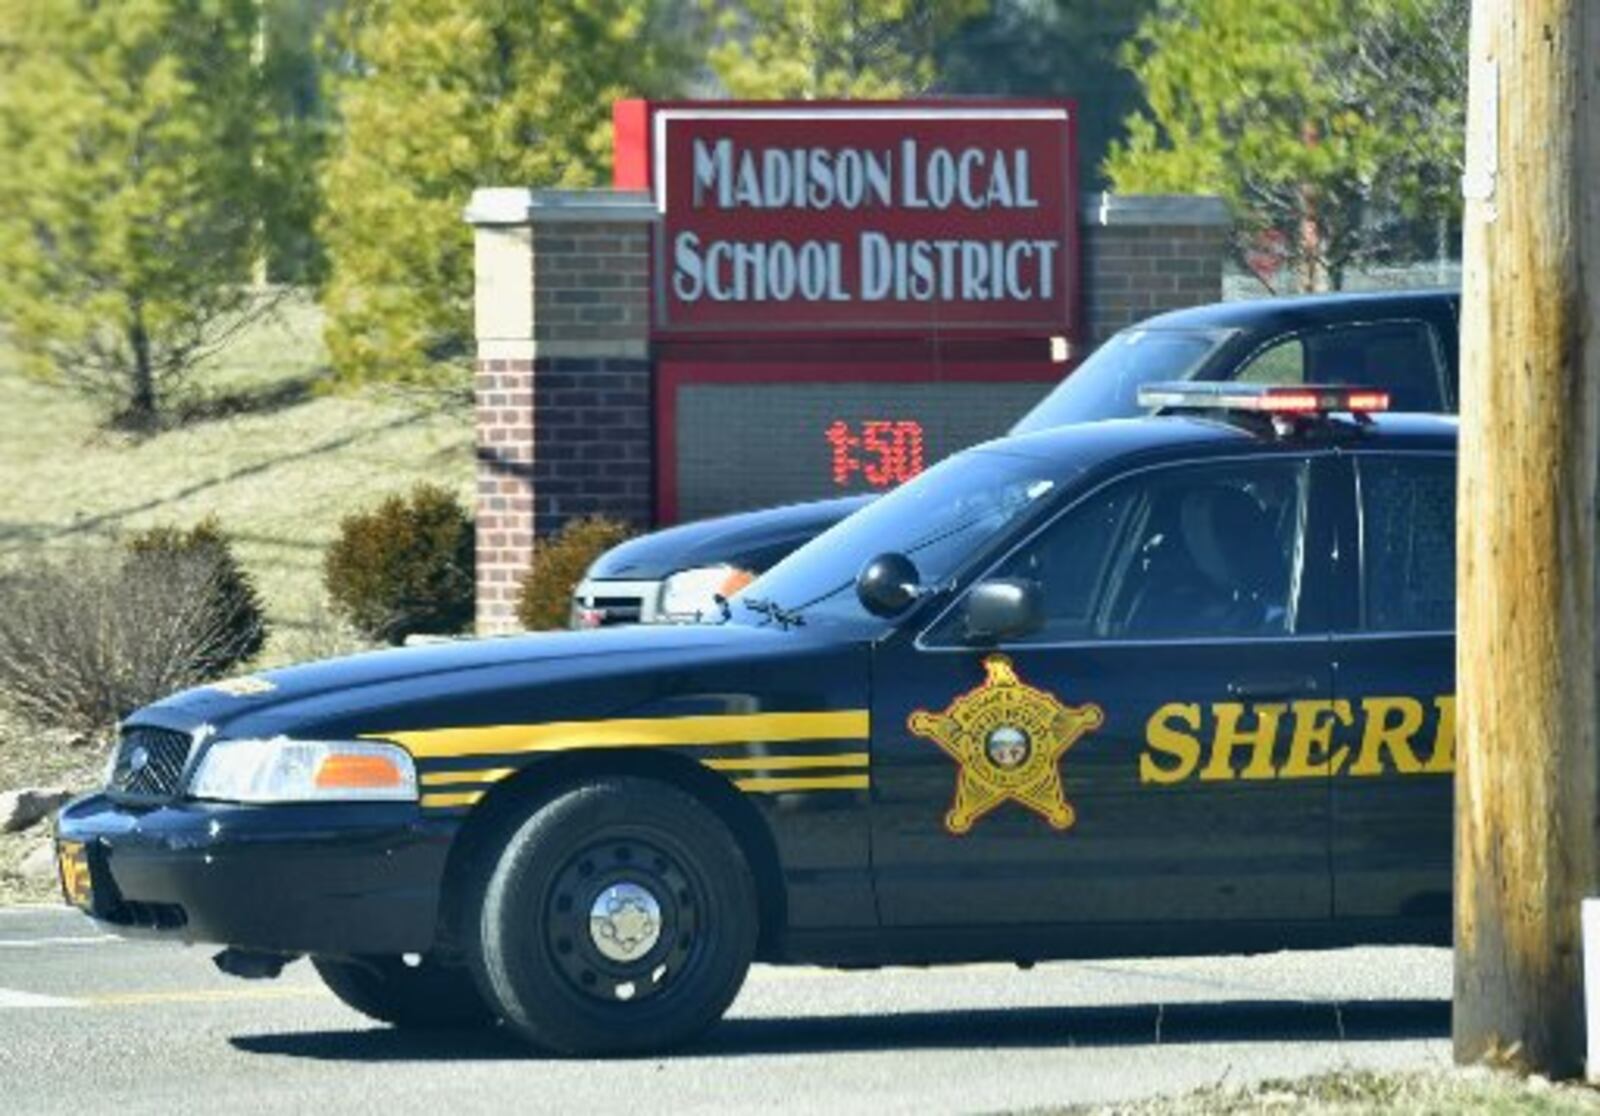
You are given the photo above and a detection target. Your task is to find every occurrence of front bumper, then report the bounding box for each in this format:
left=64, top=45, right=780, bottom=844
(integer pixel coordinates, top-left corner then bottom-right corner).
left=56, top=794, right=457, bottom=956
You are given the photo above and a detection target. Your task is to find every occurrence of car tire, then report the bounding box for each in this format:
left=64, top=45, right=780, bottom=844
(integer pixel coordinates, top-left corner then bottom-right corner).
left=312, top=954, right=497, bottom=1029
left=469, top=776, right=758, bottom=1056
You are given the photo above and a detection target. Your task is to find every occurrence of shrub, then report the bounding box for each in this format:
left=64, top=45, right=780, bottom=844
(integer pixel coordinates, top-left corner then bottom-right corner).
left=324, top=484, right=474, bottom=644
left=0, top=534, right=268, bottom=734
left=125, top=519, right=268, bottom=674
left=515, top=517, right=634, bottom=631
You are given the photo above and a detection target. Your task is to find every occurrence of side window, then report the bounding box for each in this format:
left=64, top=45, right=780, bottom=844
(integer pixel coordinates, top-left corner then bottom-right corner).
left=1234, top=322, right=1447, bottom=412
left=938, top=458, right=1310, bottom=644
left=1358, top=455, right=1455, bottom=632
left=1237, top=337, right=1306, bottom=385
left=994, top=487, right=1136, bottom=639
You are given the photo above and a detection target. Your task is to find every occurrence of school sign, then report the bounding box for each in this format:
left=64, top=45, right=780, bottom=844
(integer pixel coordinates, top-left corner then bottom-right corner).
left=637, top=104, right=1076, bottom=335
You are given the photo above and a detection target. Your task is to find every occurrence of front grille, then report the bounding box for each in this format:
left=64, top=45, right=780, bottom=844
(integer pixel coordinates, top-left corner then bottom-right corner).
left=108, top=726, right=194, bottom=800
left=572, top=578, right=662, bottom=628
left=588, top=595, right=645, bottom=625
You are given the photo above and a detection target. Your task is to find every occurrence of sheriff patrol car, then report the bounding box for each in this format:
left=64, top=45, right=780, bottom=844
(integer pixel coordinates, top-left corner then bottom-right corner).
left=57, top=384, right=1456, bottom=1057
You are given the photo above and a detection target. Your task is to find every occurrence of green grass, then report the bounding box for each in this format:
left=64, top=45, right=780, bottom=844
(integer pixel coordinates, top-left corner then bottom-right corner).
left=0, top=296, right=474, bottom=667
left=1060, top=1069, right=1600, bottom=1115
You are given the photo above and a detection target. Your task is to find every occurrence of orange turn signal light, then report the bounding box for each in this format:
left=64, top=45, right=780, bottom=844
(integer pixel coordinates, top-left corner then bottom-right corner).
left=720, top=568, right=756, bottom=597
left=315, top=753, right=405, bottom=789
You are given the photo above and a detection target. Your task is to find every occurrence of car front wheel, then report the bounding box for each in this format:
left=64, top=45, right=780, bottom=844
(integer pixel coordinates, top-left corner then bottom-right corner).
left=469, top=776, right=758, bottom=1056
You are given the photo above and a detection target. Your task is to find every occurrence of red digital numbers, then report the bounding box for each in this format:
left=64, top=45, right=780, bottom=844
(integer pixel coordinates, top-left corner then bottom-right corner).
left=826, top=420, right=926, bottom=489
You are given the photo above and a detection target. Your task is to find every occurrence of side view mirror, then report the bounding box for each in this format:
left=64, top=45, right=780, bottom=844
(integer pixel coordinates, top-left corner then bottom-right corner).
left=964, top=579, right=1044, bottom=643
left=856, top=552, right=922, bottom=617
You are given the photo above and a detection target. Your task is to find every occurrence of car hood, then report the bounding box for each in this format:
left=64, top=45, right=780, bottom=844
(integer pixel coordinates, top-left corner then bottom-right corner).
left=587, top=495, right=874, bottom=580
left=130, top=623, right=859, bottom=743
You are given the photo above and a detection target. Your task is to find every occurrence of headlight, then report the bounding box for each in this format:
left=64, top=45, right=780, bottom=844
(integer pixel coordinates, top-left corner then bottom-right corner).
left=658, top=565, right=756, bottom=622
left=188, top=738, right=418, bottom=804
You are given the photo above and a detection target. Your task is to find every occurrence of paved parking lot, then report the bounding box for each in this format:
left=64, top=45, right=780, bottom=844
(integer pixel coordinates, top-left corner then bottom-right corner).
left=0, top=905, right=1452, bottom=1114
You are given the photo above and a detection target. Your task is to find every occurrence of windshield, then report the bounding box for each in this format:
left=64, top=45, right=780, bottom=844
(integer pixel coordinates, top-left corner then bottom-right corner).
left=1010, top=327, right=1232, bottom=435
left=734, top=448, right=1064, bottom=630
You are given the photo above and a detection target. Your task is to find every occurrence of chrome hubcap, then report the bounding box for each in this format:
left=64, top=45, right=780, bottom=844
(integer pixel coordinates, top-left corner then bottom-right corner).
left=588, top=882, right=662, bottom=962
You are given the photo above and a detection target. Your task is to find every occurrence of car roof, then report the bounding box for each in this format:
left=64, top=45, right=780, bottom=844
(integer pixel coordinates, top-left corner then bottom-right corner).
left=971, top=411, right=1458, bottom=480
left=1132, top=288, right=1459, bottom=334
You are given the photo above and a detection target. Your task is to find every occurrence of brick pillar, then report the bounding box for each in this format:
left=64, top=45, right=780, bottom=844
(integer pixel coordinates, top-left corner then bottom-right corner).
left=464, top=188, right=656, bottom=633
left=1079, top=194, right=1232, bottom=346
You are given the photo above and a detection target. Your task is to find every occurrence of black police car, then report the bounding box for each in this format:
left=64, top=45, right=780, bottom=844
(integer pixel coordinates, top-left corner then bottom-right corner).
left=58, top=384, right=1456, bottom=1056
left=574, top=288, right=1458, bottom=626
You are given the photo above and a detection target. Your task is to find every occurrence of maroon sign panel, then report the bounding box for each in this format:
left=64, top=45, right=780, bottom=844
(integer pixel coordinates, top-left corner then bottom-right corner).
left=631, top=103, right=1077, bottom=338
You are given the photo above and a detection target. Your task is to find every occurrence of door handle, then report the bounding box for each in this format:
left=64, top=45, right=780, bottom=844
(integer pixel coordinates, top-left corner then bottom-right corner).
left=1226, top=674, right=1321, bottom=701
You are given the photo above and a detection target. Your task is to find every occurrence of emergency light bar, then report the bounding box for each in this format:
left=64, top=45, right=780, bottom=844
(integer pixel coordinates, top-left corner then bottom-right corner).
left=1136, top=382, right=1391, bottom=415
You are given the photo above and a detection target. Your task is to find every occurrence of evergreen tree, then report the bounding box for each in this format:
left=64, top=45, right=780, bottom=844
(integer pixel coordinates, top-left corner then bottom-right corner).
left=260, top=0, right=339, bottom=283
left=1106, top=0, right=1466, bottom=291
left=0, top=0, right=277, bottom=427
left=707, top=0, right=987, bottom=99
left=317, top=0, right=693, bottom=385
left=938, top=0, right=1155, bottom=191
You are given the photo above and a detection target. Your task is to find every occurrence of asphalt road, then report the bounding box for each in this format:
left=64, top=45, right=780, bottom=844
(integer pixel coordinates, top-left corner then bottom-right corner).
left=0, top=905, right=1452, bottom=1115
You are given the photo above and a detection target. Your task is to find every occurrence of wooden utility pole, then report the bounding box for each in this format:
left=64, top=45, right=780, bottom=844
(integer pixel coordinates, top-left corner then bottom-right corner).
left=1455, top=0, right=1600, bottom=1078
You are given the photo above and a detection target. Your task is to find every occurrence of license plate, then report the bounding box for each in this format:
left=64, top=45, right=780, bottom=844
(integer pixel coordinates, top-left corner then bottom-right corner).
left=56, top=841, right=93, bottom=912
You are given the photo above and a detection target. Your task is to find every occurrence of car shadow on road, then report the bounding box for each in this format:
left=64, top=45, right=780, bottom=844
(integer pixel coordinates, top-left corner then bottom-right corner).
left=699, top=998, right=1449, bottom=1057
left=228, top=997, right=1449, bottom=1063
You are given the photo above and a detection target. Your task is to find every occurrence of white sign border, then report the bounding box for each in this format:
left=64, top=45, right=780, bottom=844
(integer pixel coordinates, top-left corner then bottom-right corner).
left=652, top=106, right=1072, bottom=215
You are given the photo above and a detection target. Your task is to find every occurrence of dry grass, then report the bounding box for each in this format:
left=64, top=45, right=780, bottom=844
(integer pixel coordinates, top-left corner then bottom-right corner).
left=0, top=834, right=57, bottom=904
left=1064, top=1068, right=1600, bottom=1115
left=0, top=712, right=105, bottom=904
left=0, top=296, right=472, bottom=668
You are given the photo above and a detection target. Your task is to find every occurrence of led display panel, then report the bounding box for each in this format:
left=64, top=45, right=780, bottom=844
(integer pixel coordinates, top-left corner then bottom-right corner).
left=671, top=380, right=1055, bottom=522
